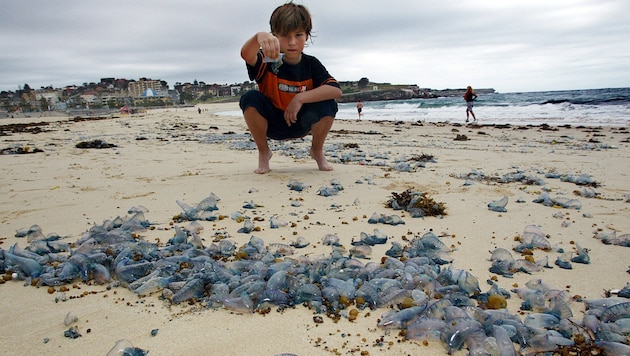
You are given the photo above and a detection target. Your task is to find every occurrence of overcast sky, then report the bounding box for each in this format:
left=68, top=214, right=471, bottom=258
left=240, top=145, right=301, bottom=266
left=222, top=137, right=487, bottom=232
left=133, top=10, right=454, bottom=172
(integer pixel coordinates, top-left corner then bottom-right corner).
left=1, top=0, right=628, bottom=93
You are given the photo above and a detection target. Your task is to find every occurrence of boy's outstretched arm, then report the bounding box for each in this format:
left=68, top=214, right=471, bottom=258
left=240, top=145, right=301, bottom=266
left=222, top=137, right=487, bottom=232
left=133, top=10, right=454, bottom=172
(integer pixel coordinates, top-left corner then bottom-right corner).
left=241, top=32, right=280, bottom=66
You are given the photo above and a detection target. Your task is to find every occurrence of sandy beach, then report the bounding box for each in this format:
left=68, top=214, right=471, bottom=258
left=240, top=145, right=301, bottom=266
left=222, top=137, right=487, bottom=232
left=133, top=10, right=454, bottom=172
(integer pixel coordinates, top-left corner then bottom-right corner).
left=1, top=103, right=629, bottom=356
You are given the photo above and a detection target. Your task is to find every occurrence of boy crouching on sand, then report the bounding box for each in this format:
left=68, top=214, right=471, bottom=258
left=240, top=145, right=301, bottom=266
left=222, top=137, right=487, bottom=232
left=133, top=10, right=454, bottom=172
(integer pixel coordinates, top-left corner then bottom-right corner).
left=239, top=2, right=342, bottom=174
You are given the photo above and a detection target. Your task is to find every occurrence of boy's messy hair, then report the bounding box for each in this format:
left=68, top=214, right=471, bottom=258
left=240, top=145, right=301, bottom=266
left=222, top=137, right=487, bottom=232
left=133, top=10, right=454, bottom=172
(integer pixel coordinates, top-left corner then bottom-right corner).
left=269, top=2, right=312, bottom=37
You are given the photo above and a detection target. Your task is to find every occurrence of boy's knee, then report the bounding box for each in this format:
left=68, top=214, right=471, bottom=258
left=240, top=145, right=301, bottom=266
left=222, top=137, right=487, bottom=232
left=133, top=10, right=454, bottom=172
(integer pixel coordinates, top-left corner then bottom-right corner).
left=239, top=90, right=264, bottom=111
left=243, top=106, right=260, bottom=119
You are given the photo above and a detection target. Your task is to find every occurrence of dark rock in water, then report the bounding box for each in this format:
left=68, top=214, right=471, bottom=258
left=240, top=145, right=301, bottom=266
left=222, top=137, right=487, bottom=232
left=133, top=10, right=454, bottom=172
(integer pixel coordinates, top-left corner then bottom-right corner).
left=75, top=139, right=117, bottom=149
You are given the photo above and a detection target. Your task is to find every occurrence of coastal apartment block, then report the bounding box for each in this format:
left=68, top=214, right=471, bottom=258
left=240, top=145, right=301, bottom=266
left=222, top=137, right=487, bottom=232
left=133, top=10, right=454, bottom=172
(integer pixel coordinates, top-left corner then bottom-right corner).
left=128, top=79, right=167, bottom=98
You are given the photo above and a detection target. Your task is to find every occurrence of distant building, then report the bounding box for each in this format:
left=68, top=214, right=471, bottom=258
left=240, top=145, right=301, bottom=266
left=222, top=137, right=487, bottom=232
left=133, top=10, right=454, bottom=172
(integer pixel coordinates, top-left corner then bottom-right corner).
left=100, top=93, right=126, bottom=107
left=80, top=91, right=99, bottom=105
left=128, top=79, right=167, bottom=98
left=100, top=77, right=116, bottom=86
left=230, top=85, right=242, bottom=96
left=35, top=89, right=62, bottom=108
left=168, top=89, right=180, bottom=103
left=217, top=86, right=232, bottom=97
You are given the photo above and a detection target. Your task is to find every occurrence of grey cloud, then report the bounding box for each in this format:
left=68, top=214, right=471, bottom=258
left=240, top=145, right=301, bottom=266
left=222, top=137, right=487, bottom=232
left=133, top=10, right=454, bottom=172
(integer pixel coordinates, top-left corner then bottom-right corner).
left=1, top=0, right=629, bottom=92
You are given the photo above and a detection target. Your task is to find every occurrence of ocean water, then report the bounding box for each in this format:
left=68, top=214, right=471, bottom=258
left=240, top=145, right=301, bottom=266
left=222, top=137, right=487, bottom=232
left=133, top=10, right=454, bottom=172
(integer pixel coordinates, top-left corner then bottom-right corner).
left=339, top=87, right=630, bottom=126
left=220, top=87, right=630, bottom=127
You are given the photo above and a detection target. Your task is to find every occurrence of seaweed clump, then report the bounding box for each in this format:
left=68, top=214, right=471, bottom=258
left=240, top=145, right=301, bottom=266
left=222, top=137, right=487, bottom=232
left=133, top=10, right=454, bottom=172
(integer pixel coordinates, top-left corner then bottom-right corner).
left=0, top=146, right=44, bottom=155
left=386, top=189, right=446, bottom=217
left=408, top=153, right=435, bottom=163
left=552, top=331, right=605, bottom=356
left=0, top=121, right=50, bottom=135
left=75, top=139, right=117, bottom=149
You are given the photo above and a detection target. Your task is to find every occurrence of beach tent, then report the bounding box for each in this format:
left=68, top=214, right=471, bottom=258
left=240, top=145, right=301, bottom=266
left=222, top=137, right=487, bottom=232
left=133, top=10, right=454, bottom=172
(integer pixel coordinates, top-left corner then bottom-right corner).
left=143, top=88, right=158, bottom=97
left=120, top=105, right=133, bottom=114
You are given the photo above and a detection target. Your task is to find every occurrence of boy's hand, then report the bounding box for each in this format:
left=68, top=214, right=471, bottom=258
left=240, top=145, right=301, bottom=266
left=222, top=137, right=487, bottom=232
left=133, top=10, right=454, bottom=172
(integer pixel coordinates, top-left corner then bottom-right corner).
left=284, top=96, right=303, bottom=127
left=257, top=32, right=280, bottom=60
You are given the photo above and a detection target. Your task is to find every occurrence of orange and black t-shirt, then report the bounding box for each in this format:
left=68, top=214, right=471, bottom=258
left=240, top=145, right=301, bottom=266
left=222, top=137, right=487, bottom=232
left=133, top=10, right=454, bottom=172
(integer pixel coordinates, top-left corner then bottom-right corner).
left=246, top=51, right=340, bottom=111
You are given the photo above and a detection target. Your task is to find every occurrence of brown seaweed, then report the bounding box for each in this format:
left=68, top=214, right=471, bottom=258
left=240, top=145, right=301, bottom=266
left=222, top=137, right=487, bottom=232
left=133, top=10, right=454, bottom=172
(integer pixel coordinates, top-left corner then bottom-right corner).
left=75, top=139, right=117, bottom=149
left=0, top=146, right=44, bottom=155
left=387, top=189, right=446, bottom=217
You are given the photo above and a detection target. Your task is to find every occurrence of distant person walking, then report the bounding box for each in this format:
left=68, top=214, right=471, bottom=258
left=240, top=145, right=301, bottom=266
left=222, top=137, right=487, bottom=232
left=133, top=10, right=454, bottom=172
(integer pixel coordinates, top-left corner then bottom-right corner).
left=356, top=100, right=363, bottom=120
left=463, top=86, right=478, bottom=123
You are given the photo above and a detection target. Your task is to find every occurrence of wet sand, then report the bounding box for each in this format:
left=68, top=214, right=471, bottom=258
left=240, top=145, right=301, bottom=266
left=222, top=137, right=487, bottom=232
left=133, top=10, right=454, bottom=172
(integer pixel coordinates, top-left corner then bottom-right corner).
left=0, top=103, right=628, bottom=355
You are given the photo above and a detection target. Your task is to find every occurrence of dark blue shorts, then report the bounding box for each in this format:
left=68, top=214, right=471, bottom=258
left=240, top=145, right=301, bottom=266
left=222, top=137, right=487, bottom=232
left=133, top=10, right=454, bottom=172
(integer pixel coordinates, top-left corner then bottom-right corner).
left=239, top=90, right=338, bottom=140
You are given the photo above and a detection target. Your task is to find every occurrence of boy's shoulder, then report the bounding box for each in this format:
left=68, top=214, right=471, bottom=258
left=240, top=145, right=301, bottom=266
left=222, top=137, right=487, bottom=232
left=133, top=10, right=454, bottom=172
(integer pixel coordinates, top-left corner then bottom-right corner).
left=299, top=52, right=316, bottom=62
left=300, top=53, right=326, bottom=66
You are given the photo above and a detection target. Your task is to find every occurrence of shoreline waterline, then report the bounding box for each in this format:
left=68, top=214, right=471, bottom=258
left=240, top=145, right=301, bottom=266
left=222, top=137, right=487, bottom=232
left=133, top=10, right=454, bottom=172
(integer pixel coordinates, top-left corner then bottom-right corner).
left=215, top=87, right=630, bottom=127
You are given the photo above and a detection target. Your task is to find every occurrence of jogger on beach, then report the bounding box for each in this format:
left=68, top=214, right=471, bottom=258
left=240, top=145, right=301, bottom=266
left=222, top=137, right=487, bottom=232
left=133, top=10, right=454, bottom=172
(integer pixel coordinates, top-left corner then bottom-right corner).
left=464, top=86, right=478, bottom=123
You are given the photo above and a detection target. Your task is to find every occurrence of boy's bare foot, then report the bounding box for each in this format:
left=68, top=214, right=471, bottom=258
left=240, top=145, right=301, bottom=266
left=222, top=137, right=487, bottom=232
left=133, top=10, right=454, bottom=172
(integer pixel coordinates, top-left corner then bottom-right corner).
left=311, top=149, right=333, bottom=171
left=255, top=151, right=273, bottom=174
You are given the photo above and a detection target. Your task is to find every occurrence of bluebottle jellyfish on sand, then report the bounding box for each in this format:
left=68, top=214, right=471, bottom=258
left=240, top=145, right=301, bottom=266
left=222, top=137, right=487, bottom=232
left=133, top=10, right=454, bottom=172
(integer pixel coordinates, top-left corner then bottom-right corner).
left=555, top=252, right=573, bottom=269
left=176, top=194, right=219, bottom=221
left=287, top=180, right=308, bottom=191
left=487, top=195, right=508, bottom=212
left=269, top=215, right=288, bottom=229
left=106, top=339, right=148, bottom=356
left=3, top=198, right=630, bottom=356
left=352, top=229, right=388, bottom=246
left=237, top=219, right=255, bottom=233
left=290, top=236, right=310, bottom=248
